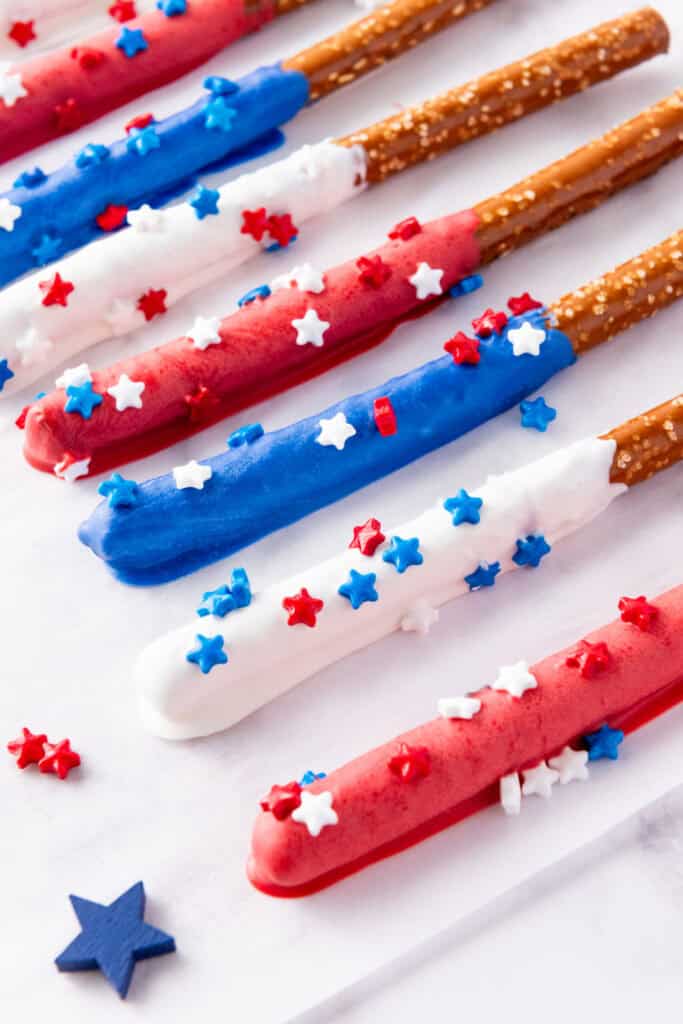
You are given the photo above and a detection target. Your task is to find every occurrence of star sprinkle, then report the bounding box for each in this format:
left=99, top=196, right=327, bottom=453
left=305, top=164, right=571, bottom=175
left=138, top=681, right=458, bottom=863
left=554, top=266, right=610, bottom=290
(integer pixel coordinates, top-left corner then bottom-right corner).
left=583, top=724, right=624, bottom=761
left=357, top=254, right=392, bottom=287
left=507, top=320, right=546, bottom=356
left=241, top=207, right=269, bottom=241
left=471, top=308, right=507, bottom=338
left=0, top=70, right=27, bottom=107
left=512, top=534, right=551, bottom=568
left=0, top=197, right=22, bottom=232
left=40, top=272, right=74, bottom=307
left=15, top=328, right=53, bottom=367
left=14, top=166, right=46, bottom=189
left=157, top=0, right=187, bottom=13
left=204, top=96, right=237, bottom=132
left=388, top=216, right=421, bottom=241
left=449, top=273, right=484, bottom=298
left=316, top=412, right=356, bottom=451
left=260, top=781, right=302, bottom=821
left=400, top=599, right=439, bottom=635
left=203, top=76, right=238, bottom=96
left=292, top=308, right=329, bottom=348
left=55, top=882, right=175, bottom=999
left=127, top=204, right=165, bottom=232
left=105, top=299, right=143, bottom=334
left=189, top=185, right=220, bottom=220
left=373, top=396, right=397, bottom=436
left=382, top=536, right=423, bottom=574
left=32, top=233, right=62, bottom=266
left=137, top=288, right=166, bottom=320
left=282, top=588, right=324, bottom=628
left=300, top=770, right=326, bottom=785
left=388, top=743, right=431, bottom=782
left=492, top=660, right=537, bottom=698
left=464, top=561, right=500, bottom=590
left=186, top=634, right=227, bottom=674
left=55, top=98, right=83, bottom=133
left=56, top=364, right=92, bottom=389
left=107, top=374, right=145, bottom=411
left=548, top=746, right=589, bottom=784
left=270, top=262, right=325, bottom=294
left=188, top=316, right=221, bottom=350
left=618, top=595, right=659, bottom=631
left=291, top=791, right=338, bottom=836
left=54, top=455, right=91, bottom=482
left=71, top=46, right=106, bottom=70
left=7, top=728, right=47, bottom=769
left=500, top=772, right=522, bottom=815
left=8, top=20, right=35, bottom=47
left=437, top=696, right=481, bottom=720
left=444, top=331, right=480, bottom=366
left=116, top=26, right=148, bottom=58
left=185, top=385, right=219, bottom=423
left=444, top=488, right=482, bottom=526
left=338, top=569, right=378, bottom=609
left=267, top=213, right=298, bottom=249
left=39, top=739, right=81, bottom=779
left=521, top=761, right=559, bottom=798
left=409, top=262, right=443, bottom=300
left=96, top=204, right=128, bottom=232
left=75, top=143, right=110, bottom=169
left=197, top=569, right=251, bottom=618
left=98, top=473, right=139, bottom=509
left=65, top=382, right=103, bottom=419
left=520, top=396, right=556, bottom=431
left=237, top=284, right=270, bottom=307
left=0, top=359, right=14, bottom=392
left=227, top=423, right=264, bottom=448
left=349, top=518, right=385, bottom=556
left=109, top=1, right=137, bottom=21
left=508, top=292, right=543, bottom=315
left=126, top=125, right=160, bottom=156
left=565, top=640, right=611, bottom=679
left=173, top=460, right=212, bottom=490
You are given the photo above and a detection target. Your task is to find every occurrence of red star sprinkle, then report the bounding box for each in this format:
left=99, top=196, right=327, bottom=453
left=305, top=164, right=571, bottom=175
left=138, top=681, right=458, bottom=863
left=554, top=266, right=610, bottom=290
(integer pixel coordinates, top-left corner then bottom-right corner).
left=472, top=308, right=508, bottom=338
left=349, top=518, right=385, bottom=556
left=373, top=396, right=397, bottom=436
left=444, top=331, right=481, bottom=365
left=125, top=112, right=155, bottom=134
left=184, top=385, right=220, bottom=424
left=8, top=20, right=35, bottom=47
left=70, top=46, right=106, bottom=70
left=96, top=204, right=128, bottom=232
left=260, top=781, right=302, bottom=821
left=618, top=595, right=659, bottom=632
left=109, top=0, right=137, bottom=21
left=54, top=98, right=83, bottom=133
left=388, top=742, right=431, bottom=783
left=267, top=213, right=298, bottom=249
left=241, top=207, right=270, bottom=242
left=15, top=405, right=31, bottom=430
left=39, top=273, right=74, bottom=308
left=565, top=640, right=611, bottom=679
left=508, top=292, right=543, bottom=315
left=137, top=288, right=167, bottom=321
left=388, top=216, right=421, bottom=241
left=7, top=728, right=47, bottom=769
left=38, top=739, right=81, bottom=780
left=282, top=588, right=324, bottom=628
left=357, top=254, right=392, bottom=288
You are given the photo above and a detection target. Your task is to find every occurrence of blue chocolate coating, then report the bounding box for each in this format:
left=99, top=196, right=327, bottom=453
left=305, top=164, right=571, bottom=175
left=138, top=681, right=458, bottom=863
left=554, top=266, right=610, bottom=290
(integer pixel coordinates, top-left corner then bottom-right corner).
left=0, top=64, right=309, bottom=287
left=79, top=311, right=576, bottom=585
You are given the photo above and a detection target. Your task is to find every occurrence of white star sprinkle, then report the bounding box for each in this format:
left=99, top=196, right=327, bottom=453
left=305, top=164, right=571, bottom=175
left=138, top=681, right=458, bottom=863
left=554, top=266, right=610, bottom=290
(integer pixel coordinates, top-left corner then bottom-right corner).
left=56, top=363, right=91, bottom=390
left=188, top=315, right=222, bottom=351
left=507, top=320, right=546, bottom=357
left=408, top=262, right=443, bottom=300
left=437, top=695, right=482, bottom=720
left=400, top=599, right=439, bottom=636
left=54, top=456, right=91, bottom=482
left=315, top=412, right=356, bottom=451
left=127, top=204, right=165, bottom=233
left=104, top=298, right=144, bottom=335
left=0, top=70, right=27, bottom=108
left=291, top=790, right=338, bottom=837
left=173, top=460, right=212, bottom=491
left=271, top=263, right=325, bottom=294
left=15, top=328, right=53, bottom=367
left=0, top=197, right=21, bottom=232
left=107, top=373, right=145, bottom=412
left=522, top=761, right=559, bottom=799
left=492, top=660, right=537, bottom=698
left=499, top=772, right=521, bottom=815
left=548, top=746, right=589, bottom=784
left=292, top=308, right=329, bottom=347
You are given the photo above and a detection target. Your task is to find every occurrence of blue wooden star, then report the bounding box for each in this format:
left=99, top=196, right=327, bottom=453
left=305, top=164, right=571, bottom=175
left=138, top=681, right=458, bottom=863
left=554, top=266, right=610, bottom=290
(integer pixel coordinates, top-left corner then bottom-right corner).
left=98, top=473, right=140, bottom=509
left=189, top=185, right=220, bottom=220
left=13, top=166, right=46, bottom=189
left=338, top=569, right=378, bottom=609
left=382, top=536, right=423, bottom=574
left=227, top=422, right=264, bottom=447
left=520, top=396, right=556, bottom=432
left=32, top=233, right=63, bottom=266
left=65, top=381, right=103, bottom=419
left=204, top=96, right=237, bottom=132
left=512, top=534, right=551, bottom=568
left=464, top=561, right=501, bottom=590
left=443, top=488, right=483, bottom=526
left=0, top=359, right=15, bottom=393
left=55, top=881, right=175, bottom=999
left=116, top=26, right=148, bottom=59
left=75, top=143, right=110, bottom=169
left=237, top=284, right=271, bottom=307
left=583, top=724, right=624, bottom=761
left=300, top=770, right=327, bottom=785
left=186, top=634, right=228, bottom=674
left=204, top=75, right=239, bottom=96
left=157, top=0, right=187, bottom=14
left=126, top=126, right=160, bottom=157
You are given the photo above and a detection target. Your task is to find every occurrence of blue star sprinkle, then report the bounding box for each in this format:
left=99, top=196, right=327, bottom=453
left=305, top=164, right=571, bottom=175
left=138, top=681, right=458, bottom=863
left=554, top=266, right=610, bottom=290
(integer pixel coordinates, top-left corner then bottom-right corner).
left=444, top=488, right=483, bottom=526
left=157, top=0, right=187, bottom=14
left=237, top=284, right=271, bottom=307
left=197, top=568, right=251, bottom=618
left=64, top=381, right=103, bottom=419
left=98, top=473, right=139, bottom=509
left=126, top=125, right=160, bottom=157
left=228, top=423, right=264, bottom=448
left=204, top=75, right=239, bottom=96
left=186, top=634, right=228, bottom=674
left=583, top=724, right=624, bottom=761
left=189, top=185, right=220, bottom=220
left=13, top=166, right=46, bottom=189
left=0, top=359, right=15, bottom=393
left=32, top=233, right=63, bottom=266
left=55, top=881, right=175, bottom=999
left=449, top=273, right=484, bottom=298
left=338, top=569, right=378, bottom=609
left=75, top=143, right=110, bottom=169
left=204, top=96, right=237, bottom=132
left=300, top=770, right=327, bottom=786
left=116, top=26, right=148, bottom=59
left=229, top=568, right=251, bottom=607
left=382, top=536, right=423, bottom=574
left=512, top=534, right=551, bottom=568
left=520, top=396, right=556, bottom=432
left=464, top=561, right=501, bottom=590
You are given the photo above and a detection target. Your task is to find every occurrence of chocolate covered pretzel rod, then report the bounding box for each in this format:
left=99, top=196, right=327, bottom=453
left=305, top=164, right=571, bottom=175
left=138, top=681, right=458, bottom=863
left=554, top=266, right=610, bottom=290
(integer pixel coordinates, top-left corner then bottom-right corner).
left=1, top=9, right=669, bottom=397
left=134, top=394, right=683, bottom=740
left=247, top=585, right=683, bottom=897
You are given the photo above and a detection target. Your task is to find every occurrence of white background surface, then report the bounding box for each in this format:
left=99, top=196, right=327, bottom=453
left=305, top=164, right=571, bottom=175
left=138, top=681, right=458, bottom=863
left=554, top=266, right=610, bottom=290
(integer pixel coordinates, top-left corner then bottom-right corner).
left=1, top=0, right=682, bottom=1020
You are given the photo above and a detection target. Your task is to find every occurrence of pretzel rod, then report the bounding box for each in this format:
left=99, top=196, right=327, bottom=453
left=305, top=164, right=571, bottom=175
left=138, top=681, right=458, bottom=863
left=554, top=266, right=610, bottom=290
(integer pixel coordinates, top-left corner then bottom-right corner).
left=0, top=10, right=666, bottom=398
left=246, top=585, right=683, bottom=897
left=132, top=393, right=682, bottom=740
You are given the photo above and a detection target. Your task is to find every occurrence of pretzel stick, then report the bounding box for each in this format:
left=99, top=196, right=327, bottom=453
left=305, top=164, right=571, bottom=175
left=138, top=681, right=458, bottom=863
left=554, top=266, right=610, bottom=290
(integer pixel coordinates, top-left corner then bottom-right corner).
left=602, top=395, right=683, bottom=487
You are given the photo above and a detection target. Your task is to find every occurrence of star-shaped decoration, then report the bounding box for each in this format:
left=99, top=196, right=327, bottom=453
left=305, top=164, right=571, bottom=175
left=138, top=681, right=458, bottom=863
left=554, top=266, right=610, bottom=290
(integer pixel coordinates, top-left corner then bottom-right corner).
left=520, top=396, right=556, bottom=431
left=492, top=660, right=537, bottom=698
left=507, top=320, right=546, bottom=356
left=185, top=385, right=219, bottom=424
left=203, top=76, right=238, bottom=96
left=471, top=308, right=508, bottom=338
left=512, top=534, right=551, bottom=568
left=292, top=308, right=330, bottom=348
left=316, top=411, right=356, bottom=451
left=565, top=640, right=611, bottom=679
left=14, top=166, right=46, bottom=189
left=39, top=272, right=74, bottom=307
left=126, top=125, right=160, bottom=157
left=373, top=395, right=397, bottom=436
left=237, top=284, right=270, bottom=307
left=400, top=599, right=439, bottom=635
left=0, top=197, right=22, bottom=232
left=449, top=272, right=484, bottom=298
left=291, top=790, right=338, bottom=837
left=125, top=114, right=155, bottom=135
left=408, top=261, right=443, bottom=300
left=240, top=207, right=269, bottom=241
left=443, top=488, right=482, bottom=526
left=444, top=331, right=480, bottom=365
left=15, top=328, right=53, bottom=367
left=282, top=588, right=324, bottom=628
left=388, top=216, right=421, bottom=241
left=95, top=204, right=128, bottom=232
left=137, top=288, right=166, bottom=320
left=109, top=1, right=137, bottom=22
left=266, top=213, right=298, bottom=249
left=338, top=569, right=378, bottom=610
left=618, top=595, right=659, bottom=631
left=508, top=292, right=543, bottom=315
left=116, top=26, right=148, bottom=58
left=65, top=381, right=103, bottom=419
left=8, top=20, right=35, bottom=47
left=349, top=517, right=385, bottom=556
left=127, top=204, right=165, bottom=232
left=32, top=233, right=62, bottom=266
left=387, top=742, right=431, bottom=783
left=464, top=561, right=500, bottom=590
left=54, top=454, right=91, bottom=482
left=186, top=633, right=227, bottom=674
left=437, top=695, right=481, bottom=720
left=382, top=535, right=423, bottom=574
left=500, top=772, right=522, bottom=815
left=54, top=97, right=84, bottom=133
left=173, top=460, right=212, bottom=490
left=39, top=738, right=81, bottom=779
left=189, top=185, right=220, bottom=220
left=107, top=373, right=145, bottom=412
left=271, top=263, right=325, bottom=294
left=157, top=0, right=187, bottom=13
left=188, top=315, right=221, bottom=350
left=0, top=70, right=27, bottom=108
left=521, top=761, right=559, bottom=798
left=583, top=724, right=624, bottom=761
left=548, top=746, right=589, bottom=784
left=260, top=781, right=302, bottom=821
left=75, top=143, right=110, bottom=169
left=197, top=585, right=236, bottom=619
left=98, top=473, right=140, bottom=509
left=7, top=727, right=47, bottom=768
left=227, top=423, right=264, bottom=448
left=300, top=769, right=326, bottom=785
left=71, top=46, right=106, bottom=70
left=0, top=359, right=14, bottom=392
left=56, top=363, right=91, bottom=390
left=55, top=881, right=175, bottom=999
left=356, top=254, right=392, bottom=287
left=105, top=298, right=144, bottom=334
left=204, top=96, right=237, bottom=132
